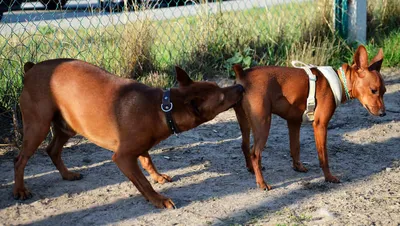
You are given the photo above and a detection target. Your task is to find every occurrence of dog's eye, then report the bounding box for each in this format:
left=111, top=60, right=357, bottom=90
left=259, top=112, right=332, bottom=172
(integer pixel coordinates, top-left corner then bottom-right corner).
left=371, top=89, right=378, bottom=94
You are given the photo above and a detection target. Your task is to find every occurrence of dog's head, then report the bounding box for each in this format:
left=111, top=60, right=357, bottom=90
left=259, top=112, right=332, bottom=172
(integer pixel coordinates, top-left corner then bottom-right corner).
left=348, top=45, right=386, bottom=117
left=175, top=66, right=244, bottom=125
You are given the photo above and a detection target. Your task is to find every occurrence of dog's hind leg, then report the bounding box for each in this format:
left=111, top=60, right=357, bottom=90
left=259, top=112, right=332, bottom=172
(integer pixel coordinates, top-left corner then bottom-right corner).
left=139, top=151, right=172, bottom=184
left=249, top=115, right=272, bottom=191
left=45, top=115, right=81, bottom=181
left=246, top=97, right=272, bottom=191
left=13, top=96, right=53, bottom=200
left=234, top=104, right=253, bottom=173
left=287, top=121, right=308, bottom=172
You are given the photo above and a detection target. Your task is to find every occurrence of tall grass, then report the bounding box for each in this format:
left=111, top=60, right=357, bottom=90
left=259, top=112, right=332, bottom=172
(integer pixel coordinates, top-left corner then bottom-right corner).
left=120, top=18, right=157, bottom=79
left=367, top=0, right=400, bottom=40
left=158, top=0, right=345, bottom=77
left=366, top=0, right=400, bottom=68
left=366, top=30, right=400, bottom=68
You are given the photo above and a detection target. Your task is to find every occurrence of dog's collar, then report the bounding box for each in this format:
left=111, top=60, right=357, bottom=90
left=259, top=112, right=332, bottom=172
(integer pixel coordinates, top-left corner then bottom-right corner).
left=338, top=66, right=352, bottom=100
left=161, top=89, right=180, bottom=136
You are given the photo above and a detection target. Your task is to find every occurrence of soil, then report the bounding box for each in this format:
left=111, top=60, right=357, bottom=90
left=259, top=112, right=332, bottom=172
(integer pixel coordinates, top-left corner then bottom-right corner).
left=0, top=110, right=14, bottom=144
left=0, top=69, right=399, bottom=226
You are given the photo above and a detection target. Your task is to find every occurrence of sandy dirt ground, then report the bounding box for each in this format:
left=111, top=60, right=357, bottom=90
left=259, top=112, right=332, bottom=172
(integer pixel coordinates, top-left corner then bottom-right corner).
left=0, top=69, right=399, bottom=226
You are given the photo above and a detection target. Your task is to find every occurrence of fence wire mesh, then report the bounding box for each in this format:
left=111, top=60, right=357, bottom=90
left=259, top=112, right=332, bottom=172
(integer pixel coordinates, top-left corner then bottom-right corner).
left=1, top=0, right=333, bottom=144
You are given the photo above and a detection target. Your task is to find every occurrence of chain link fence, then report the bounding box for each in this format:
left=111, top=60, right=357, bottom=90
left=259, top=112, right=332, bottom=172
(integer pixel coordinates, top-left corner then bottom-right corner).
left=1, top=0, right=335, bottom=144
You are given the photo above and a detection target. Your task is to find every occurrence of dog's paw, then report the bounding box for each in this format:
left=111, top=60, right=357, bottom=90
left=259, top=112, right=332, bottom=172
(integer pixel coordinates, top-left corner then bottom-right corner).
left=154, top=174, right=172, bottom=184
left=62, top=172, right=83, bottom=181
left=162, top=198, right=176, bottom=209
left=150, top=195, right=176, bottom=209
left=325, top=175, right=340, bottom=183
left=257, top=181, right=272, bottom=191
left=293, top=163, right=308, bottom=173
left=13, top=187, right=33, bottom=200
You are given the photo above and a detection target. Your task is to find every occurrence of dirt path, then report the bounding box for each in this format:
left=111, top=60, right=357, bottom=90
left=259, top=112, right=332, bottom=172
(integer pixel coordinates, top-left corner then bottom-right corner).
left=0, top=70, right=399, bottom=226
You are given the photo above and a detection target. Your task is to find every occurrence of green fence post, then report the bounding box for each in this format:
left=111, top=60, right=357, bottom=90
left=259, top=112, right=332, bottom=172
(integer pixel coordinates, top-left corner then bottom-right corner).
left=334, top=0, right=348, bottom=39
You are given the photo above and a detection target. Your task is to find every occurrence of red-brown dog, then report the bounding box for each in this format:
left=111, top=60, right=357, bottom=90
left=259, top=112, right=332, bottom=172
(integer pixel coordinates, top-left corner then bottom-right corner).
left=14, top=59, right=244, bottom=208
left=233, top=45, right=386, bottom=190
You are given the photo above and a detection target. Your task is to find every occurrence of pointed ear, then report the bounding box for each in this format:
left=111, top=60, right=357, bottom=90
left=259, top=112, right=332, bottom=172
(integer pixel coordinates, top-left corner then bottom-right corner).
left=353, top=45, right=369, bottom=70
left=368, top=48, right=384, bottom=72
left=175, top=66, right=192, bottom=87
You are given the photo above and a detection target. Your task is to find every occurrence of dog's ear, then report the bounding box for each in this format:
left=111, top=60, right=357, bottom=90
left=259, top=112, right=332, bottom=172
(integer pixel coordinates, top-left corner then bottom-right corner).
left=368, top=48, right=384, bottom=72
left=353, top=45, right=369, bottom=72
left=175, top=66, right=193, bottom=87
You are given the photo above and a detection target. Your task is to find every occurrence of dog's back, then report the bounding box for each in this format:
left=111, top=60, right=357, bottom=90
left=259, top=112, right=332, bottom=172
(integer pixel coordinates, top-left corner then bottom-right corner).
left=20, top=59, right=142, bottom=150
left=233, top=64, right=319, bottom=120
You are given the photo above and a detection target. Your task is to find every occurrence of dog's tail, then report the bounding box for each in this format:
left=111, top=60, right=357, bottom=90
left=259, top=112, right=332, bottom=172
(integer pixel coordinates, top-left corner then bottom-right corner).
left=23, top=62, right=35, bottom=74
left=232, top=64, right=246, bottom=84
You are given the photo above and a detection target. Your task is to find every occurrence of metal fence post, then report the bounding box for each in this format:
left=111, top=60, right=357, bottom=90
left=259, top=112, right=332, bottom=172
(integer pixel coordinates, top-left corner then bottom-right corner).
left=334, top=0, right=367, bottom=44
left=347, top=0, right=367, bottom=44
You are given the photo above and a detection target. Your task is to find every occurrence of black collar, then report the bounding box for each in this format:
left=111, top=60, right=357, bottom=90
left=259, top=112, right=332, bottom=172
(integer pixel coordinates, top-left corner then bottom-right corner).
left=161, top=89, right=180, bottom=135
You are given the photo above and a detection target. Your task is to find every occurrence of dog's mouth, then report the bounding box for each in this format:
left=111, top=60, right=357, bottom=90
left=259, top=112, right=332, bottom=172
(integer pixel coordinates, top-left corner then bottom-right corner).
left=228, top=96, right=243, bottom=109
left=363, top=104, right=379, bottom=116
left=235, top=95, right=243, bottom=105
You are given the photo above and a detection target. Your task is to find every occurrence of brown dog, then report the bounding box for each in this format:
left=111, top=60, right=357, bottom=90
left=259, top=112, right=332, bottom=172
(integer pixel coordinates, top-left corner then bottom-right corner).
left=233, top=45, right=386, bottom=190
left=14, top=59, right=244, bottom=208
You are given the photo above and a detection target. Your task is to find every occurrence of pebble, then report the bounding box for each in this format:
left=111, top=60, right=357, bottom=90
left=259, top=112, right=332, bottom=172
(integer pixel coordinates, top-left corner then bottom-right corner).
left=385, top=167, right=392, bottom=172
left=316, top=208, right=335, bottom=219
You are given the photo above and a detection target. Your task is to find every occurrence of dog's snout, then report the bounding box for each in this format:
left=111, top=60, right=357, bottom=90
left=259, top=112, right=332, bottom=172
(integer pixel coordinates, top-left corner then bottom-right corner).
left=379, top=108, right=386, bottom=117
left=236, top=84, right=245, bottom=93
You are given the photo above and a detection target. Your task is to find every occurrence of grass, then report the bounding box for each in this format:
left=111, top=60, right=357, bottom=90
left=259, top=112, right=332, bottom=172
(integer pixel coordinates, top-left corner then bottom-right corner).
left=0, top=0, right=399, bottom=143
left=366, top=29, right=400, bottom=68
left=367, top=0, right=400, bottom=40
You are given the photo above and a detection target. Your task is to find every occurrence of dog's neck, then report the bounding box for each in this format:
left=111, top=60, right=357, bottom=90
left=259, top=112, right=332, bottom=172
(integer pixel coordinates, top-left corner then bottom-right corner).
left=157, top=88, right=202, bottom=136
left=338, top=64, right=356, bottom=104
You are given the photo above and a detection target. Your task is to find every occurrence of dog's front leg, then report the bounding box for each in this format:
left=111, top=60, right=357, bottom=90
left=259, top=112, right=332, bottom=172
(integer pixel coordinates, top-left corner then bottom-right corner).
left=112, top=151, right=175, bottom=209
left=312, top=120, right=340, bottom=183
left=287, top=121, right=308, bottom=172
left=139, top=152, right=172, bottom=184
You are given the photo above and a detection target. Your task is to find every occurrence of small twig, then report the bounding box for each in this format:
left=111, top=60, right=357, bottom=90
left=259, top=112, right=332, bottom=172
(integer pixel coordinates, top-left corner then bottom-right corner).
left=0, top=143, right=15, bottom=147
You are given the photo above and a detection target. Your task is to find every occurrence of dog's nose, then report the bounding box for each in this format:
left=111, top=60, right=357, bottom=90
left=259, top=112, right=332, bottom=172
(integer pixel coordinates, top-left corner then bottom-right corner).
left=236, top=84, right=245, bottom=93
left=378, top=108, right=386, bottom=117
